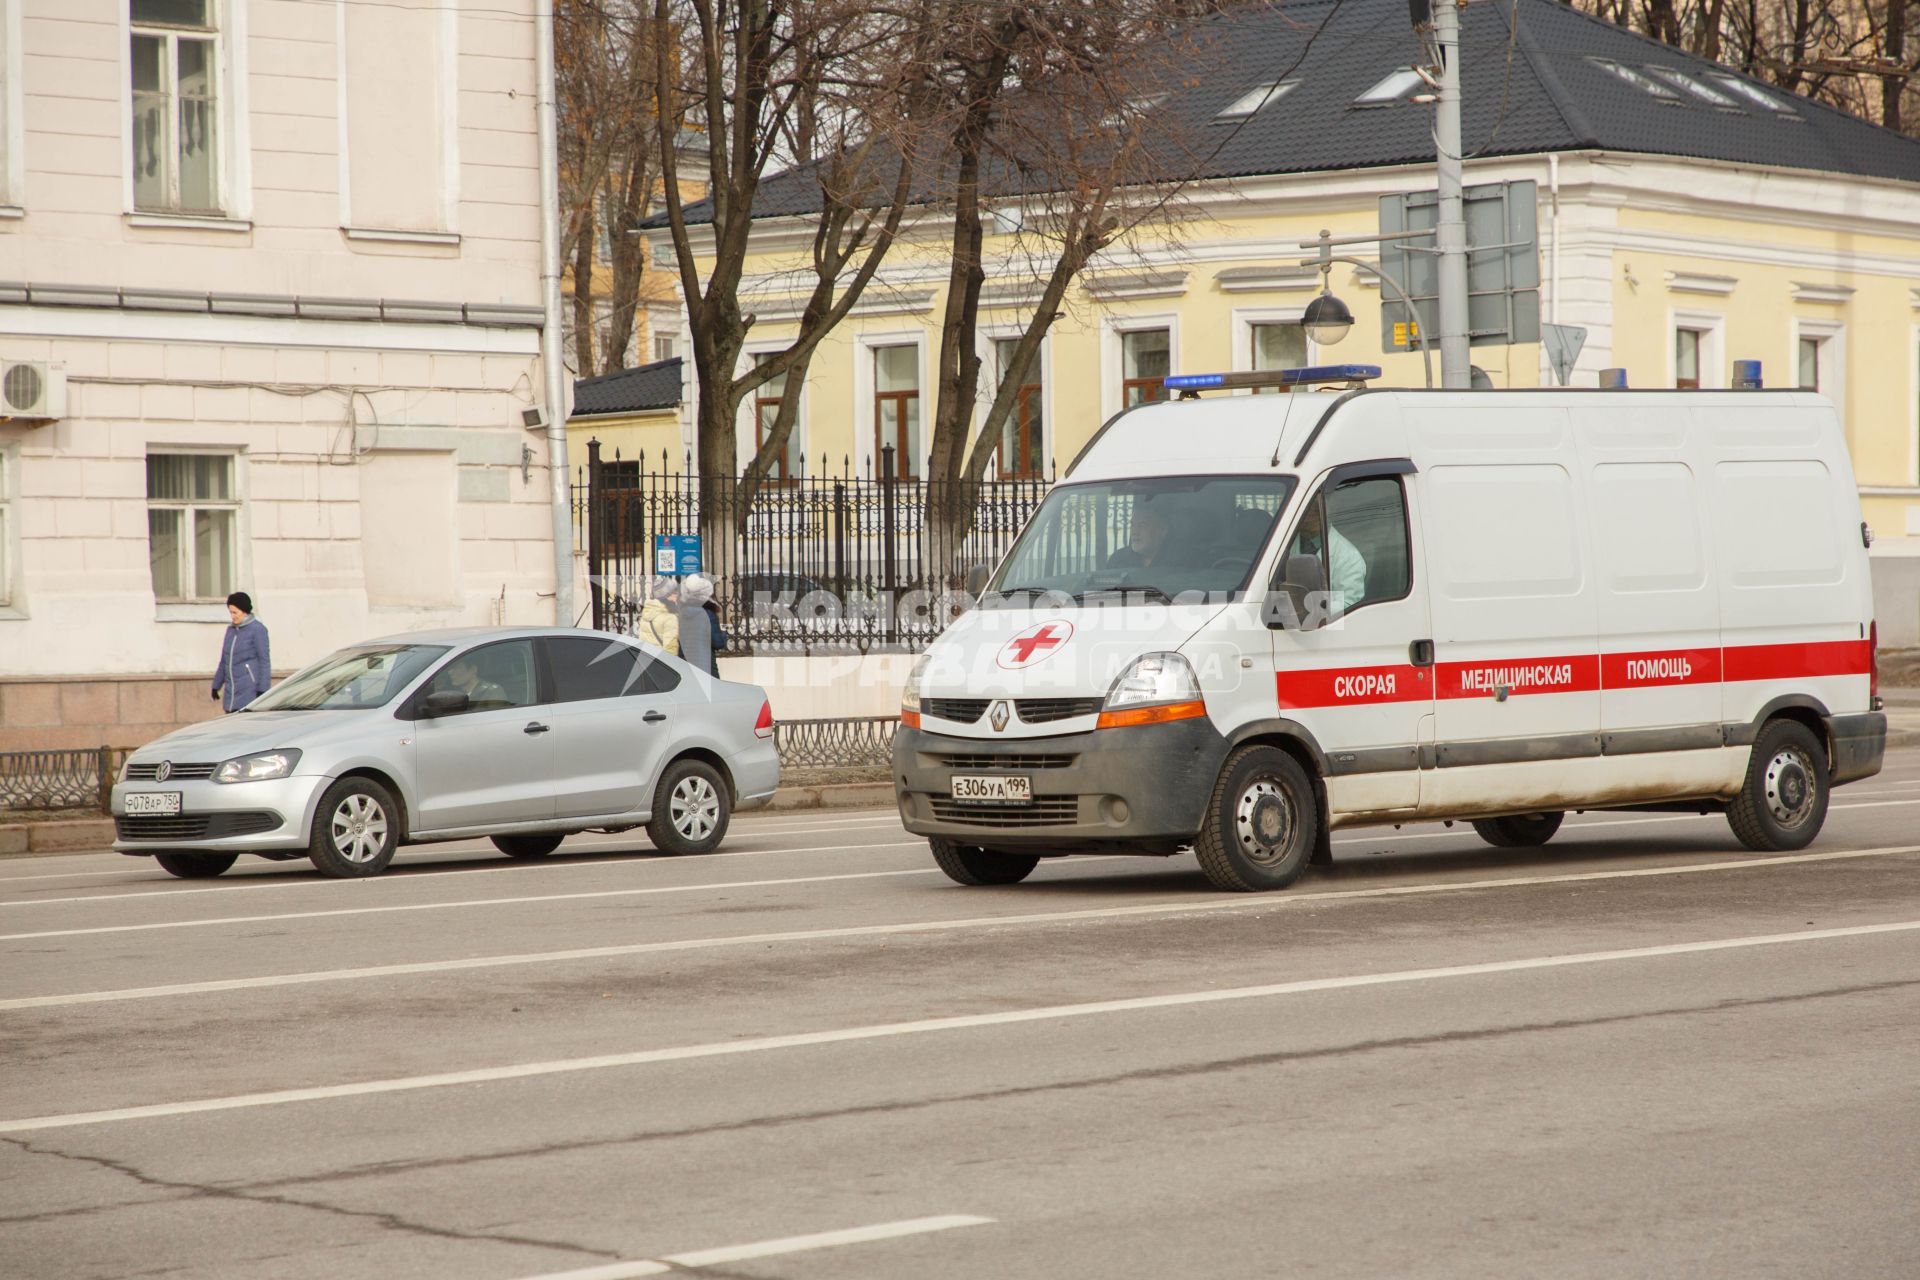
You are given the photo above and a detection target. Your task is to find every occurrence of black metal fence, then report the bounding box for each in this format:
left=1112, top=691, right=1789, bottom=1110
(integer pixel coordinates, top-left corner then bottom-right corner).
left=574, top=444, right=1052, bottom=651
left=772, top=717, right=898, bottom=771
left=1, top=748, right=127, bottom=812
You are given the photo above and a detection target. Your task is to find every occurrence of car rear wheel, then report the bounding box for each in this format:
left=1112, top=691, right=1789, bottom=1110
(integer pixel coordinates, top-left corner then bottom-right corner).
left=492, top=834, right=564, bottom=859
left=1728, top=719, right=1829, bottom=852
left=1194, top=745, right=1318, bottom=892
left=1471, top=812, right=1564, bottom=848
left=154, top=852, right=237, bottom=879
left=928, top=837, right=1039, bottom=886
left=308, top=777, right=400, bottom=877
left=646, top=758, right=731, bottom=855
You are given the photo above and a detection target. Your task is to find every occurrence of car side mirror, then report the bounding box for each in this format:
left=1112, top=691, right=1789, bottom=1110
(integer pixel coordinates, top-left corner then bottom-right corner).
left=963, top=562, right=991, bottom=596
left=1267, top=553, right=1329, bottom=631
left=421, top=689, right=470, bottom=718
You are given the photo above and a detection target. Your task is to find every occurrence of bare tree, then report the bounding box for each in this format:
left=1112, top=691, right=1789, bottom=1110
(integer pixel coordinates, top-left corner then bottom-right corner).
left=557, top=0, right=669, bottom=376
left=911, top=1, right=1217, bottom=587
left=651, top=0, right=941, bottom=553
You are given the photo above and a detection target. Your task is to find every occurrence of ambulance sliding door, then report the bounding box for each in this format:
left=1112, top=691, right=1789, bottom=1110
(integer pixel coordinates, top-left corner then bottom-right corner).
left=1421, top=450, right=1602, bottom=813
left=1270, top=463, right=1432, bottom=816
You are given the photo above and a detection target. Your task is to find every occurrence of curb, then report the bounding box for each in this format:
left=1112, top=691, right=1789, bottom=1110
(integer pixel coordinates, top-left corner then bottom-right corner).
left=761, top=781, right=895, bottom=812
left=0, top=818, right=115, bottom=859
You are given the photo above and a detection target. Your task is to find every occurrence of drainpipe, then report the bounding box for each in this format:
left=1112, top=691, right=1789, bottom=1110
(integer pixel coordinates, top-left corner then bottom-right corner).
left=1547, top=153, right=1561, bottom=325
left=535, top=0, right=574, bottom=626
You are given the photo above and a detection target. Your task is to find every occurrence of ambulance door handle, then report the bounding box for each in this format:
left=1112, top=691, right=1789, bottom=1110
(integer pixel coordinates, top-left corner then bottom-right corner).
left=1409, top=639, right=1434, bottom=667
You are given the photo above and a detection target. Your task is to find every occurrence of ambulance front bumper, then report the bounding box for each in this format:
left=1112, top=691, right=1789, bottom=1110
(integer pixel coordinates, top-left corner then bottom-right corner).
left=892, top=717, right=1231, bottom=852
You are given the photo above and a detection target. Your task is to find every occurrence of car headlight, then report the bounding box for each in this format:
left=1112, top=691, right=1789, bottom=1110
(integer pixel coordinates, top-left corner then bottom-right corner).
left=1099, top=653, right=1207, bottom=729
left=117, top=756, right=132, bottom=784
left=901, top=654, right=928, bottom=714
left=214, top=750, right=302, bottom=784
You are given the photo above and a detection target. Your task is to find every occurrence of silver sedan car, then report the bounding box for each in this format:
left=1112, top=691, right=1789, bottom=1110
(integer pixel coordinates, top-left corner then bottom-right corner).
left=110, top=627, right=780, bottom=878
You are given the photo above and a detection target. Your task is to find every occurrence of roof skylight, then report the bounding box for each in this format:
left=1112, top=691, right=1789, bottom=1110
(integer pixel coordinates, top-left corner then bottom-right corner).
left=1589, top=58, right=1681, bottom=103
left=1217, top=80, right=1297, bottom=120
left=1645, top=65, right=1739, bottom=108
left=1355, top=67, right=1424, bottom=105
left=1707, top=73, right=1799, bottom=115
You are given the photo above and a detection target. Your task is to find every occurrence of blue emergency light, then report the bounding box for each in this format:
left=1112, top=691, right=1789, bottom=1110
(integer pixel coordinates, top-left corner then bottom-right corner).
left=1162, top=364, right=1382, bottom=395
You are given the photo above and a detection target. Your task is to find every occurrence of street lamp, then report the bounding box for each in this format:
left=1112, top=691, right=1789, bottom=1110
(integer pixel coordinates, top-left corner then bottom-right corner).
left=1302, top=292, right=1354, bottom=346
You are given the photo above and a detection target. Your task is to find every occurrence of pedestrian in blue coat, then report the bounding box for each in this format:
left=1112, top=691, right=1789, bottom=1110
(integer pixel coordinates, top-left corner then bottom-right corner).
left=212, top=592, right=271, bottom=712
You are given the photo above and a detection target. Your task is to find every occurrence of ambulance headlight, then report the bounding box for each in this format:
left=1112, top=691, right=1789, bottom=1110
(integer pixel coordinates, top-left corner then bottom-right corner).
left=901, top=654, right=928, bottom=714
left=1104, top=652, right=1201, bottom=710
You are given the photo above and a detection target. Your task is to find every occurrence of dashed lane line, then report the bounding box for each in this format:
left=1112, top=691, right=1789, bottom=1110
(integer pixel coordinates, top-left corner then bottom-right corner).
left=3, top=844, right=1915, bottom=1010
left=514, top=1215, right=995, bottom=1280
left=4, top=916, right=1915, bottom=1134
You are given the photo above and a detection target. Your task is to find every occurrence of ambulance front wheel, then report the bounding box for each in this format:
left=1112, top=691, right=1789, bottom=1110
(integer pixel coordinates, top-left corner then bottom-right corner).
left=929, top=838, right=1040, bottom=886
left=1194, top=745, right=1318, bottom=892
left=1470, top=812, right=1564, bottom=848
left=1728, top=718, right=1829, bottom=852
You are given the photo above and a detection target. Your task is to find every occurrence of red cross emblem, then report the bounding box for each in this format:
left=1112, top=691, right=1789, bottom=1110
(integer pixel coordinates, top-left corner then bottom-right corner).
left=997, top=620, right=1074, bottom=670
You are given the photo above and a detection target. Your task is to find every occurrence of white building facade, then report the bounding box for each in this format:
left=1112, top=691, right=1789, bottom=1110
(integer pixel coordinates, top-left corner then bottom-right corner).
left=0, top=0, right=558, bottom=752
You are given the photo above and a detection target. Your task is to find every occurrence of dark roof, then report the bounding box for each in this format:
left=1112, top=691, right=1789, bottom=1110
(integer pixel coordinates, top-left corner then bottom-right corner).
left=655, top=0, right=1920, bottom=227
left=572, top=356, right=683, bottom=416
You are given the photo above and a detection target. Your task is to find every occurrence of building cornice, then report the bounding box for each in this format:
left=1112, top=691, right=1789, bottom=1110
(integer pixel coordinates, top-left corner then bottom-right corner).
left=0, top=280, right=543, bottom=328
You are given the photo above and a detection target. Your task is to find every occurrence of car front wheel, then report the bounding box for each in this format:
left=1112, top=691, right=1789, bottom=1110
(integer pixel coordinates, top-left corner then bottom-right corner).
left=308, top=777, right=400, bottom=877
left=1194, top=745, right=1319, bottom=892
left=646, top=758, right=731, bottom=855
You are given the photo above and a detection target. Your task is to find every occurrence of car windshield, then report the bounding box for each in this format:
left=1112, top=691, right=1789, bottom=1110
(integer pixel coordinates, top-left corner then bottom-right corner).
left=987, top=475, right=1296, bottom=602
left=243, top=644, right=451, bottom=711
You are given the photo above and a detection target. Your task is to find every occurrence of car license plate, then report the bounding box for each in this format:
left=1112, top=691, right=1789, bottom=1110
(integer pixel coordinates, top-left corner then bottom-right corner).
left=124, top=792, right=182, bottom=816
left=950, top=775, right=1032, bottom=804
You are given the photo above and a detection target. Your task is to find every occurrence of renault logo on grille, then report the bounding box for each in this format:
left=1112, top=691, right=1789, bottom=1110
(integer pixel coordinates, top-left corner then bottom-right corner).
left=989, top=700, right=1011, bottom=732
left=155, top=761, right=173, bottom=782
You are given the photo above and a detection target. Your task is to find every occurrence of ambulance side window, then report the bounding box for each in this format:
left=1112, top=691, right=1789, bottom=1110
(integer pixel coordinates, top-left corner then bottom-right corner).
left=1278, top=476, right=1411, bottom=616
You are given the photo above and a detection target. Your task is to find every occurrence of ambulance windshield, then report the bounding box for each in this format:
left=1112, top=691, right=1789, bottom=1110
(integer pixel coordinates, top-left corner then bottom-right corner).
left=987, top=474, right=1296, bottom=604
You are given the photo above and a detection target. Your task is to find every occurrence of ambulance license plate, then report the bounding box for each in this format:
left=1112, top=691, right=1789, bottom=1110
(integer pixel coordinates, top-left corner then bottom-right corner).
left=950, top=775, right=1032, bottom=804
left=124, top=792, right=182, bottom=816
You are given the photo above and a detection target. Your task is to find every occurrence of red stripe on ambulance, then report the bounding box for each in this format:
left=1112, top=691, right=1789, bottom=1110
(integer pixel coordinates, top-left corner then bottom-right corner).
left=1276, top=640, right=1867, bottom=709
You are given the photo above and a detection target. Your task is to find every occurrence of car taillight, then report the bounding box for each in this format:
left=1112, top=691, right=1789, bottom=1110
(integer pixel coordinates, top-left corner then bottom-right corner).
left=1870, top=621, right=1880, bottom=704
left=754, top=699, right=775, bottom=739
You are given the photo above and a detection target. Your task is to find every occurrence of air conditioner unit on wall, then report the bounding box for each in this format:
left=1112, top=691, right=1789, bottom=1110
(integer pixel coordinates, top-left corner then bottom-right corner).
left=0, top=361, right=67, bottom=423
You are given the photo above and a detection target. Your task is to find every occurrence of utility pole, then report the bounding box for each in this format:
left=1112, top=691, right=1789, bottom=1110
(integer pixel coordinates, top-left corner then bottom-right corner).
left=1430, top=0, right=1471, bottom=389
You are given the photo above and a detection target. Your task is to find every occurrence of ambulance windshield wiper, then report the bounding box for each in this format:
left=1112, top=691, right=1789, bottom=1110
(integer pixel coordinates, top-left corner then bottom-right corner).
left=1074, top=585, right=1175, bottom=605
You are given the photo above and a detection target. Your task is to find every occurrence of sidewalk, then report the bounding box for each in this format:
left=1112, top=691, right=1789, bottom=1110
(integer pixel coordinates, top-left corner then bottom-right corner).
left=6, top=705, right=1917, bottom=859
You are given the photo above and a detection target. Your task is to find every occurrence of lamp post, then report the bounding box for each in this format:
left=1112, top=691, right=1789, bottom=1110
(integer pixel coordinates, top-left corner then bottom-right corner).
left=1296, top=229, right=1435, bottom=389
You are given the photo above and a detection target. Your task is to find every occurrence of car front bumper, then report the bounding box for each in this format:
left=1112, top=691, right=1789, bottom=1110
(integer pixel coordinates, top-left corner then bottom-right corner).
left=892, top=716, right=1231, bottom=853
left=110, top=773, right=329, bottom=855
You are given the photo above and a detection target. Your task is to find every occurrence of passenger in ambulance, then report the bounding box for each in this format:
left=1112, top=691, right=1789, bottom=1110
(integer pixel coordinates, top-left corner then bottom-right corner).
left=1291, top=499, right=1368, bottom=610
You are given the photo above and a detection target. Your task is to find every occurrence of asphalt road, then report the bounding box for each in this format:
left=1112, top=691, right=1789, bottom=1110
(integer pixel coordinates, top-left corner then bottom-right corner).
left=4, top=753, right=1919, bottom=1279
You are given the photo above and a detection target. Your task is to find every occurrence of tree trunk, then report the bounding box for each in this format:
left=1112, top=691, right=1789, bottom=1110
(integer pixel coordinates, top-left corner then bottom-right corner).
left=1887, top=0, right=1909, bottom=131
left=571, top=211, right=597, bottom=374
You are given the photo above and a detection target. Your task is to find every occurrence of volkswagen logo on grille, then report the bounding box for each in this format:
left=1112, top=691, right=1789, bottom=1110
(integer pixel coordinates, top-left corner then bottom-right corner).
left=989, top=700, right=1011, bottom=732
left=154, top=761, right=173, bottom=783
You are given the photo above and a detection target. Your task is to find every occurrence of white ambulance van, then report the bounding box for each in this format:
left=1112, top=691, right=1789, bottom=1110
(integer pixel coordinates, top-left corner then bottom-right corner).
left=893, top=366, right=1886, bottom=892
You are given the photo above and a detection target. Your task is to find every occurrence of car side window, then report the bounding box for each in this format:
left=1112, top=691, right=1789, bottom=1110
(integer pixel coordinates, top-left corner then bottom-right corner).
left=637, top=656, right=681, bottom=694
left=421, top=640, right=539, bottom=714
left=547, top=636, right=645, bottom=703
left=1276, top=475, right=1412, bottom=616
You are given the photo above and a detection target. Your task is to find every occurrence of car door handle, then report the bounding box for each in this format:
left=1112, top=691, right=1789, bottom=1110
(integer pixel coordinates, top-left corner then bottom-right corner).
left=523, top=722, right=550, bottom=735
left=1409, top=639, right=1434, bottom=667
left=642, top=710, right=667, bottom=724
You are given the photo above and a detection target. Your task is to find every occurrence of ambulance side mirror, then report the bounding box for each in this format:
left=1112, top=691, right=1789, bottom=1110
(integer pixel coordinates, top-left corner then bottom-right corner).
left=1267, top=554, right=1328, bottom=631
left=963, top=562, right=990, bottom=596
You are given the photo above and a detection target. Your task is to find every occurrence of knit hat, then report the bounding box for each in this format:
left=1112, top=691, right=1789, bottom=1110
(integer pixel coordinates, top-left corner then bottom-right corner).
left=226, top=591, right=253, bottom=614
left=680, top=574, right=715, bottom=607
left=649, top=576, right=680, bottom=601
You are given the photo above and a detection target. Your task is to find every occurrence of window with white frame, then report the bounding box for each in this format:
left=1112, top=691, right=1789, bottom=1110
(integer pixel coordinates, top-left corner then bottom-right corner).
left=147, top=453, right=237, bottom=601
left=654, top=334, right=677, bottom=362
left=873, top=344, right=921, bottom=478
left=1121, top=328, right=1170, bottom=407
left=131, top=0, right=220, bottom=214
left=1251, top=322, right=1308, bottom=392
left=993, top=337, right=1045, bottom=478
left=1798, top=334, right=1823, bottom=390
left=1675, top=326, right=1705, bottom=389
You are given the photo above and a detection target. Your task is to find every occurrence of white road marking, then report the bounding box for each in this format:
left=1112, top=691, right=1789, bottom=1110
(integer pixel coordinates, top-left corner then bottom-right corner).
left=0, top=854, right=932, bottom=942
left=4, top=917, right=1915, bottom=1134
left=5, top=844, right=1915, bottom=1010
left=1330, top=797, right=1920, bottom=845
left=0, top=835, right=924, bottom=909
left=0, top=818, right=906, bottom=886
left=517, top=1215, right=994, bottom=1280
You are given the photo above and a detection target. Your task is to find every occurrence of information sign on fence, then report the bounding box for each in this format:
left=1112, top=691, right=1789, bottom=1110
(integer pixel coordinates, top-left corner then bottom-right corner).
left=653, top=534, right=703, bottom=575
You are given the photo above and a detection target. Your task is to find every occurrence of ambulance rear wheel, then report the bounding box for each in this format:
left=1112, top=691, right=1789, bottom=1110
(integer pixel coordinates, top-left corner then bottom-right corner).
left=1471, top=812, right=1564, bottom=848
left=929, top=838, right=1039, bottom=886
left=1195, top=745, right=1318, bottom=892
left=1728, top=719, right=1829, bottom=852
